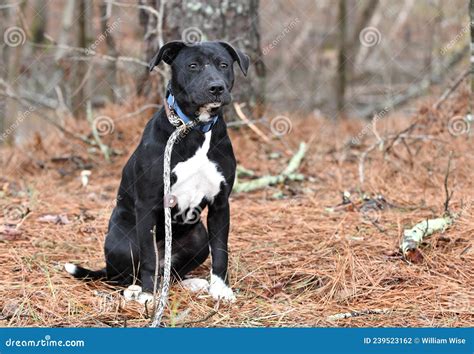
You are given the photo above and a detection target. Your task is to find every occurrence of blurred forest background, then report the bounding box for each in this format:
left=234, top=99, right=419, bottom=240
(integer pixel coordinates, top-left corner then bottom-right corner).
left=0, top=0, right=472, bottom=144
left=0, top=0, right=473, bottom=328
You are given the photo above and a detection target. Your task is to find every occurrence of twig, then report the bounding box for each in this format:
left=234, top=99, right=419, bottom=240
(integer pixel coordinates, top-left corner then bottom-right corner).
left=227, top=117, right=266, bottom=128
left=443, top=152, right=453, bottom=213
left=433, top=69, right=470, bottom=110
left=115, top=104, right=161, bottom=122
left=327, top=309, right=390, bottom=321
left=359, top=133, right=446, bottom=185
left=233, top=102, right=272, bottom=144
left=30, top=42, right=165, bottom=76
left=179, top=310, right=219, bottom=327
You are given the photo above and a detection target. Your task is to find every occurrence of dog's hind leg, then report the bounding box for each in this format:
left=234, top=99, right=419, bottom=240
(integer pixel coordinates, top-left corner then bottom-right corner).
left=104, top=209, right=139, bottom=286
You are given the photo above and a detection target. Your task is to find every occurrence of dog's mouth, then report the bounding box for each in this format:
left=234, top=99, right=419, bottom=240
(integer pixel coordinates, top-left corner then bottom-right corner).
left=195, top=102, right=222, bottom=122
left=200, top=102, right=222, bottom=115
left=207, top=102, right=222, bottom=108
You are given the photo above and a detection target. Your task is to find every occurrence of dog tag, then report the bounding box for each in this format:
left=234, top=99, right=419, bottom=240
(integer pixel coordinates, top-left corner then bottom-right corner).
left=164, top=194, right=177, bottom=208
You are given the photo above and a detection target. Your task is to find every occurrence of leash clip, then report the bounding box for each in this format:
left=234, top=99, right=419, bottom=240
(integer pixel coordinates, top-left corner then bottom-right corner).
left=164, top=194, right=177, bottom=208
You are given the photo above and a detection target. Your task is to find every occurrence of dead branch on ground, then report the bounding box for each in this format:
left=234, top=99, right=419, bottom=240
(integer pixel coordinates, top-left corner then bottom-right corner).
left=233, top=142, right=307, bottom=193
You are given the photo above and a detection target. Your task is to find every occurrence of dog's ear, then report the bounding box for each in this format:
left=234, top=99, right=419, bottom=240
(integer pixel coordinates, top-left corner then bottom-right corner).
left=218, top=42, right=250, bottom=76
left=148, top=41, right=186, bottom=72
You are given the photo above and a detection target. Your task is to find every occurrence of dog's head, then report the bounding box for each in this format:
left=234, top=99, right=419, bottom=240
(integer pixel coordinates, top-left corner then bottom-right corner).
left=148, top=41, right=249, bottom=117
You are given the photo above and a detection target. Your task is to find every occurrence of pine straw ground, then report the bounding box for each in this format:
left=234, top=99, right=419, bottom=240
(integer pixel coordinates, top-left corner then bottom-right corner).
left=0, top=92, right=473, bottom=328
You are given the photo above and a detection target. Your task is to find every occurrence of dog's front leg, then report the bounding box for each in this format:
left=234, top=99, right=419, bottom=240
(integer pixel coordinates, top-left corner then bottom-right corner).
left=135, top=203, right=160, bottom=293
left=207, top=199, right=235, bottom=302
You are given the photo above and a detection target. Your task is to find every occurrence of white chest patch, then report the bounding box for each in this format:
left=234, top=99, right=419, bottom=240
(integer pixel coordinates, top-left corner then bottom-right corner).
left=171, top=131, right=224, bottom=213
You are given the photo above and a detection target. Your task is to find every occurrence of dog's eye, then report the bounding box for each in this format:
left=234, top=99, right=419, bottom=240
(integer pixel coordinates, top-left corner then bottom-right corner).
left=188, top=63, right=198, bottom=70
left=220, top=63, right=228, bottom=69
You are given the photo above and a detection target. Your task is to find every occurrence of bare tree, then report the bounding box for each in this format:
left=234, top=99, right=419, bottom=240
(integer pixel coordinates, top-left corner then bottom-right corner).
left=470, top=0, right=473, bottom=117
left=335, top=0, right=347, bottom=117
left=71, top=0, right=92, bottom=119
left=348, top=0, right=379, bottom=79
left=139, top=0, right=265, bottom=117
left=0, top=7, right=9, bottom=141
left=100, top=1, right=118, bottom=103
left=1, top=2, right=26, bottom=145
left=30, top=0, right=48, bottom=45
left=55, top=0, right=75, bottom=61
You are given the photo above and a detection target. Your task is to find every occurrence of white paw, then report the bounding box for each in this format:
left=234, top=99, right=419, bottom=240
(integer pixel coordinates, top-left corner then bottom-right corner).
left=209, top=274, right=236, bottom=302
left=123, top=285, right=154, bottom=305
left=137, top=292, right=154, bottom=305
left=123, top=285, right=142, bottom=301
left=64, top=263, right=77, bottom=275
left=181, top=278, right=210, bottom=293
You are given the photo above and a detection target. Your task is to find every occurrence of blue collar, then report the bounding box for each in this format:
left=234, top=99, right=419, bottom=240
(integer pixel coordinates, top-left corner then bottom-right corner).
left=166, top=93, right=218, bottom=133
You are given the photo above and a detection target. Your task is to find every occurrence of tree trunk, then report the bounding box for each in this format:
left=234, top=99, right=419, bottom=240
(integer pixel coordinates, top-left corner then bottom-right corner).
left=348, top=0, right=379, bottom=80
left=470, top=0, right=473, bottom=117
left=71, top=0, right=92, bottom=119
left=140, top=0, right=265, bottom=118
left=335, top=0, right=347, bottom=118
left=100, top=1, right=118, bottom=103
left=1, top=2, right=26, bottom=145
left=31, top=0, right=48, bottom=45
left=55, top=0, right=75, bottom=61
left=0, top=7, right=9, bottom=142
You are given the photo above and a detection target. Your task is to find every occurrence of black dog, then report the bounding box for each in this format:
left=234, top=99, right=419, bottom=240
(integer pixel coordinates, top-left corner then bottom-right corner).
left=65, top=41, right=249, bottom=302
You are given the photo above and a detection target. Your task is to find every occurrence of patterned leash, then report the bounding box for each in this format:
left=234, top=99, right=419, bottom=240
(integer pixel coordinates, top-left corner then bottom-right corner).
left=150, top=97, right=198, bottom=327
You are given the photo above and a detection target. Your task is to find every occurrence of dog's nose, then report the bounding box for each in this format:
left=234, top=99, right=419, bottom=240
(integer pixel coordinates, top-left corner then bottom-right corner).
left=208, top=82, right=225, bottom=96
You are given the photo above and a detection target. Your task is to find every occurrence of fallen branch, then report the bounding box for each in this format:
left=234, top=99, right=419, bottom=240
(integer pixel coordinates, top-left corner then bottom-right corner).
left=400, top=216, right=453, bottom=263
left=236, top=165, right=256, bottom=178
left=233, top=142, right=306, bottom=193
left=233, top=102, right=271, bottom=144
left=115, top=104, right=161, bottom=122
left=233, top=102, right=292, bottom=156
left=358, top=133, right=446, bottom=184
left=443, top=153, right=453, bottom=213
left=327, top=308, right=390, bottom=321
left=179, top=310, right=219, bottom=327
left=227, top=117, right=266, bottom=128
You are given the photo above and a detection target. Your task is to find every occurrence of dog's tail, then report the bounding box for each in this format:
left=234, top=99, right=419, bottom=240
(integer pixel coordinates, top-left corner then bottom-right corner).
left=64, top=263, right=106, bottom=280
